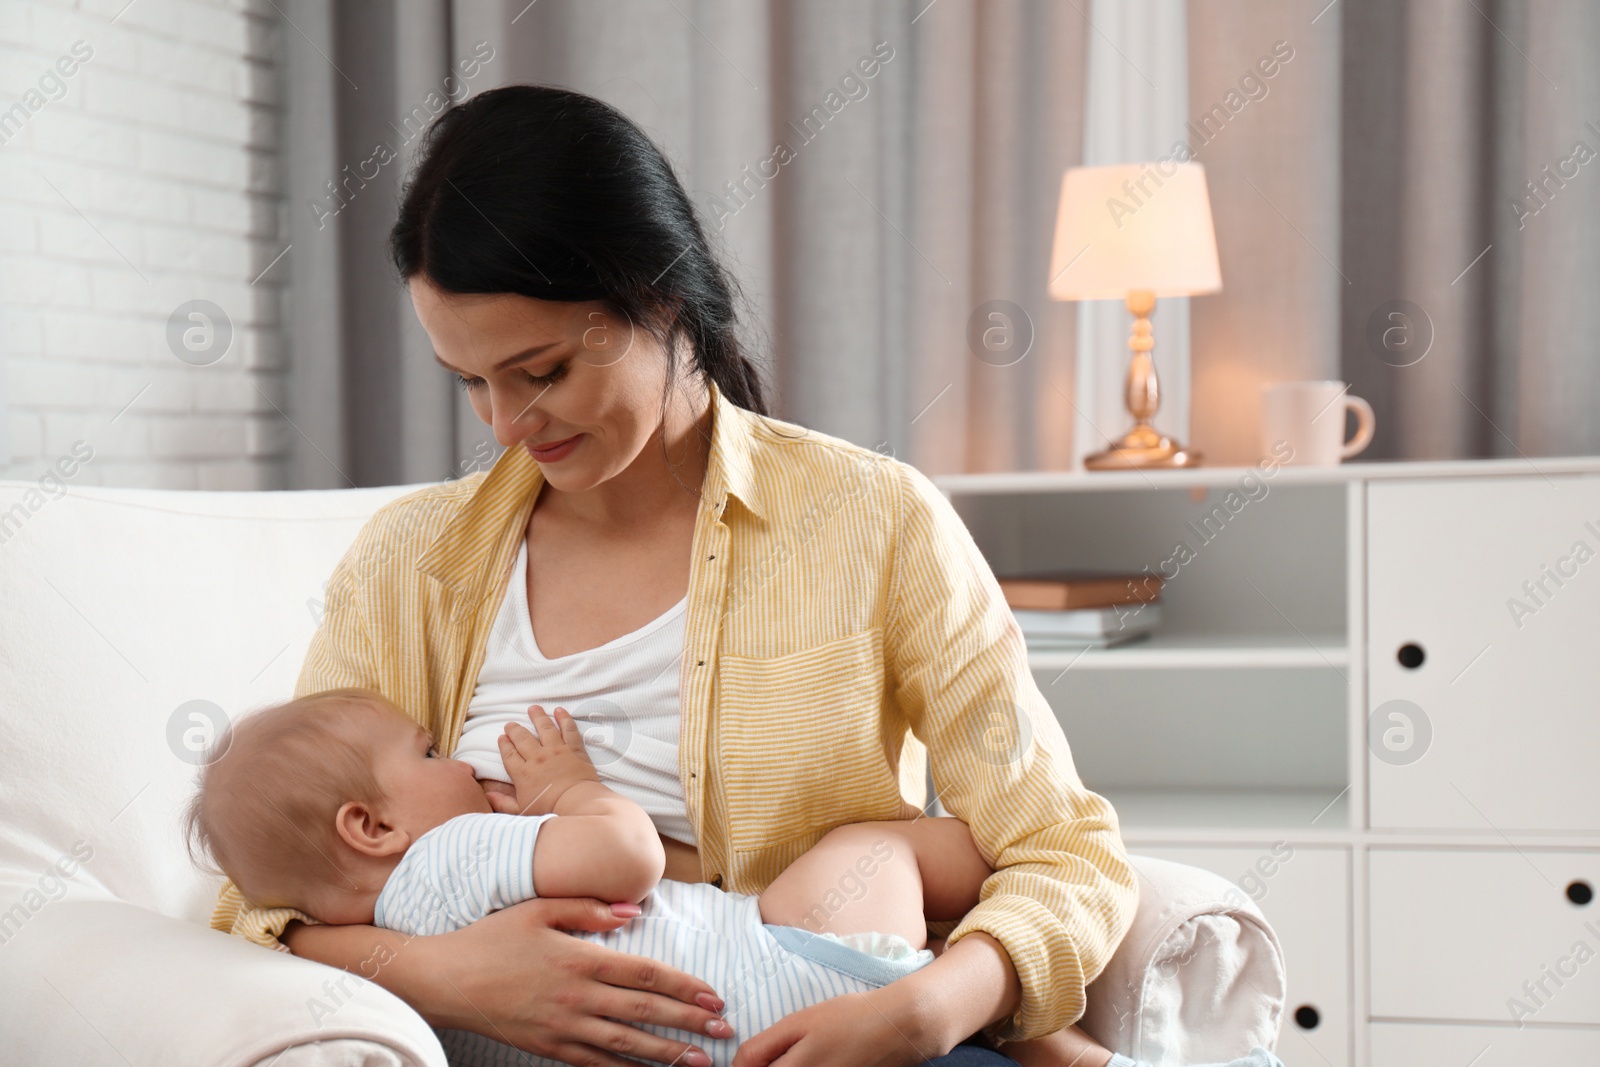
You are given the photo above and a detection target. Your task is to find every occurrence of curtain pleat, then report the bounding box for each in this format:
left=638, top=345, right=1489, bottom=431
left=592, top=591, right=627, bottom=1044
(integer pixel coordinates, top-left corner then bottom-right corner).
left=1187, top=0, right=1345, bottom=466
left=1338, top=0, right=1600, bottom=460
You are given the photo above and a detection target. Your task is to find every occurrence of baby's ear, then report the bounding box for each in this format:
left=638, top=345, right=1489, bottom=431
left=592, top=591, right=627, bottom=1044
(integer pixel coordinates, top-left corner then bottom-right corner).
left=334, top=799, right=401, bottom=856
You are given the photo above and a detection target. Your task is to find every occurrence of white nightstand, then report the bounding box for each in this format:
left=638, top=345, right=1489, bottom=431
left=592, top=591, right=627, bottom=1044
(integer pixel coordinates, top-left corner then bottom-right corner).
left=936, top=457, right=1600, bottom=1067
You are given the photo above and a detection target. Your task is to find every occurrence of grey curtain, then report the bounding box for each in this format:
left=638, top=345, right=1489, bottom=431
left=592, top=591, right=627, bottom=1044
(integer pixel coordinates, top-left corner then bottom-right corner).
left=1181, top=0, right=1600, bottom=466
left=1339, top=0, right=1600, bottom=460
left=281, top=0, right=461, bottom=490
left=281, top=0, right=1090, bottom=489
left=1186, top=0, right=1345, bottom=467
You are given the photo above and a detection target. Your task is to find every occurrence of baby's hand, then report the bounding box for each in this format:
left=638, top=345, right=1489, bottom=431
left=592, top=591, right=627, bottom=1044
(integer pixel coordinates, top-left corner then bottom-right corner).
left=493, top=706, right=603, bottom=817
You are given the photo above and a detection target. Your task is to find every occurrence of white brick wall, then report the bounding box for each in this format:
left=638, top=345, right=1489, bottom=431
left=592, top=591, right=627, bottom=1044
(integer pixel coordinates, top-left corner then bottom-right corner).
left=0, top=0, right=287, bottom=490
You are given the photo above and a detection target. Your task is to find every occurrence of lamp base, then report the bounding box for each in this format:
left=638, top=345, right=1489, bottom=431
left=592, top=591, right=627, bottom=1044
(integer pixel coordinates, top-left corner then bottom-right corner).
left=1083, top=423, right=1203, bottom=470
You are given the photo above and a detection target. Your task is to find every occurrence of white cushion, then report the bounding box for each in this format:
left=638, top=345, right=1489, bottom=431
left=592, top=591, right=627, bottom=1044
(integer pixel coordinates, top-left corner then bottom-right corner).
left=0, top=480, right=417, bottom=922
left=0, top=480, right=445, bottom=1065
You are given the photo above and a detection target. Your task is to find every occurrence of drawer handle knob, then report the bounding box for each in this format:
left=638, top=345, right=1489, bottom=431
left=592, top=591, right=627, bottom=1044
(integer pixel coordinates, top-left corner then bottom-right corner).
left=1569, top=880, right=1594, bottom=906
left=1293, top=1005, right=1320, bottom=1030
left=1397, top=643, right=1425, bottom=669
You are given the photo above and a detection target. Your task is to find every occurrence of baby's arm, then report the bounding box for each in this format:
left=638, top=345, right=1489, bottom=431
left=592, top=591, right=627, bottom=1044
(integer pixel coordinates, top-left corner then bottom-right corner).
left=494, top=705, right=665, bottom=905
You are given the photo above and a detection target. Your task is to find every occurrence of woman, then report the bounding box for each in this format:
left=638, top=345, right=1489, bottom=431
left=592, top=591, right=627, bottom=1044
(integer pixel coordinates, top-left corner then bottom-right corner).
left=210, top=85, right=1137, bottom=1066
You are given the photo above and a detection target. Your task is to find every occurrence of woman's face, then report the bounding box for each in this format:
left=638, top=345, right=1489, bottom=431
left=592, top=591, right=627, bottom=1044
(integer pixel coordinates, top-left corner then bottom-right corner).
left=409, top=275, right=676, bottom=492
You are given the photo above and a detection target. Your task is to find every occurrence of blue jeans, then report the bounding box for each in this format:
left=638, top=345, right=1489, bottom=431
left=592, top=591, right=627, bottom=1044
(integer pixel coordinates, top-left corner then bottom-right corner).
left=928, top=1046, right=1020, bottom=1065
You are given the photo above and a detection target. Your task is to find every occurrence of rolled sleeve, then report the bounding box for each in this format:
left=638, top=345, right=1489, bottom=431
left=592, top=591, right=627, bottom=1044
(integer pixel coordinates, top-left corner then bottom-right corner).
left=210, top=880, right=320, bottom=951
left=883, top=462, right=1137, bottom=1041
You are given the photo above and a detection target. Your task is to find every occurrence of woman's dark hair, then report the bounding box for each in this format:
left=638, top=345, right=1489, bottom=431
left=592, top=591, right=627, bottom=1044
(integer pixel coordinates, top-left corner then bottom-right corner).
left=390, top=84, right=769, bottom=416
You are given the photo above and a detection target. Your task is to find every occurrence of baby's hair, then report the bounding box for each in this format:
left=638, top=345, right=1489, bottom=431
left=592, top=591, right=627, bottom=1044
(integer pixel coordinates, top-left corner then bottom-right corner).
left=182, top=687, right=393, bottom=909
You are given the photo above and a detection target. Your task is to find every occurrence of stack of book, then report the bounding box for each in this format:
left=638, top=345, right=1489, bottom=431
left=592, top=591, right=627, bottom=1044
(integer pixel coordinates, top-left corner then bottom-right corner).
left=998, top=572, right=1163, bottom=651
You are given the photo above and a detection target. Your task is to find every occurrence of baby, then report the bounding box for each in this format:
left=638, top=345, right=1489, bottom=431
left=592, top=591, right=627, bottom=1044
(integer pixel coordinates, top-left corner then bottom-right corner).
left=184, top=688, right=1182, bottom=1067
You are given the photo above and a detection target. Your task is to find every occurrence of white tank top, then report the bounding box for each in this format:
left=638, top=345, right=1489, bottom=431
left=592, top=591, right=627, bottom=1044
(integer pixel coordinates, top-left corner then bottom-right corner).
left=455, top=539, right=696, bottom=845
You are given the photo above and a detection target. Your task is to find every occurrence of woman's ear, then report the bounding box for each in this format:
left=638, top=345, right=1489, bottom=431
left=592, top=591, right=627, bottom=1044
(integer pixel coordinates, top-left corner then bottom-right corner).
left=334, top=799, right=409, bottom=858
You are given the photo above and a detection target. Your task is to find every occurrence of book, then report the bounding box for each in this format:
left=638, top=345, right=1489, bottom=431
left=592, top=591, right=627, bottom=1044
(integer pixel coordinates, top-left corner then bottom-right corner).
left=1024, top=630, right=1153, bottom=652
left=1013, top=603, right=1162, bottom=639
left=998, top=572, right=1163, bottom=611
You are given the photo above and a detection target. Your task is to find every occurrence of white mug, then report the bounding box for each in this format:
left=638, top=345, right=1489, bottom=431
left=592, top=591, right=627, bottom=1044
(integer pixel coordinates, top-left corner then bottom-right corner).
left=1260, top=381, right=1375, bottom=466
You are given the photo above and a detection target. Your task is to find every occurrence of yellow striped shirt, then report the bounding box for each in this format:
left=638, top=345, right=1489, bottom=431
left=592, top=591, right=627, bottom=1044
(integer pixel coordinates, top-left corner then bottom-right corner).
left=209, top=380, right=1135, bottom=1040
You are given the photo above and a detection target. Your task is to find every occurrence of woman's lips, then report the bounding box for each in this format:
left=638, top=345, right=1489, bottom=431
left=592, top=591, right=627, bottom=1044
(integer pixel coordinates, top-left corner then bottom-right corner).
left=525, top=434, right=581, bottom=462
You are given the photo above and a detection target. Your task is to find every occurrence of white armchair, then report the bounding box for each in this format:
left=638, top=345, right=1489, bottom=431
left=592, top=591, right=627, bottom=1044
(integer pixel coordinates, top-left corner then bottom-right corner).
left=0, top=479, right=1283, bottom=1066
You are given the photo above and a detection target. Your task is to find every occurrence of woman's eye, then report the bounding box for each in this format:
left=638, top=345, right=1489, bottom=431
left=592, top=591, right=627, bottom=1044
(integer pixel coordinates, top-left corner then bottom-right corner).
left=455, top=365, right=565, bottom=390
left=524, top=363, right=568, bottom=387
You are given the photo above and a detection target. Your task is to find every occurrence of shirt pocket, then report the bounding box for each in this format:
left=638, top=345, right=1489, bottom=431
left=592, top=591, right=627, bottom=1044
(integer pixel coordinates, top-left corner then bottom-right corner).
left=715, top=627, right=906, bottom=854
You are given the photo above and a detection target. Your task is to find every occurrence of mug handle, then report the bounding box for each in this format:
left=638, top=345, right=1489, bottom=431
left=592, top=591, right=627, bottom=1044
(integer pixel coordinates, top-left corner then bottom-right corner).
left=1341, top=395, right=1376, bottom=459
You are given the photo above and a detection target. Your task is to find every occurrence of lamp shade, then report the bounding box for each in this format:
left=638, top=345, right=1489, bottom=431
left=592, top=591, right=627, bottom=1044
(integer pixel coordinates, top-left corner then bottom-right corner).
left=1047, top=161, right=1222, bottom=301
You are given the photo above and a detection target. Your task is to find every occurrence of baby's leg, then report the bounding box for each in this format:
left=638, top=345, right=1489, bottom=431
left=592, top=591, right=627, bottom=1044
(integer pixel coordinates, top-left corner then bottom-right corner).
left=756, top=817, right=991, bottom=949
left=759, top=820, right=1160, bottom=1067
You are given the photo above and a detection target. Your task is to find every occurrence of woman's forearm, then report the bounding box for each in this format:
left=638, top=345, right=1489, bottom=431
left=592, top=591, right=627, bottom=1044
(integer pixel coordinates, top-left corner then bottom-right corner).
left=888, top=931, right=1022, bottom=1049
left=281, top=920, right=464, bottom=1029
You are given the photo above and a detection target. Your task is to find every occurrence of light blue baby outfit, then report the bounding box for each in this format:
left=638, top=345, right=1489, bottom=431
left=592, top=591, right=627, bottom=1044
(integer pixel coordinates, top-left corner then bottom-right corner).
left=372, top=812, right=934, bottom=1067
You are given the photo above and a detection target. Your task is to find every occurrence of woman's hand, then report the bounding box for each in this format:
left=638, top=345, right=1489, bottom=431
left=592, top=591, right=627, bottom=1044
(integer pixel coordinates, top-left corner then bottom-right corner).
left=730, top=984, right=949, bottom=1067
left=424, top=895, right=735, bottom=1066
left=731, top=931, right=1021, bottom=1067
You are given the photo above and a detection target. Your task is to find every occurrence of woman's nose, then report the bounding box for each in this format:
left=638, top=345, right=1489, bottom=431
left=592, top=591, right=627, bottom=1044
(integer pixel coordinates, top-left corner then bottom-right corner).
left=491, top=391, right=542, bottom=446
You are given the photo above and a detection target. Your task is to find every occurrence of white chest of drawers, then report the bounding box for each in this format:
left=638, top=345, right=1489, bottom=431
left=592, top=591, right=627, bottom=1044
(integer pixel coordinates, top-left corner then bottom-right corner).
left=937, top=457, right=1600, bottom=1066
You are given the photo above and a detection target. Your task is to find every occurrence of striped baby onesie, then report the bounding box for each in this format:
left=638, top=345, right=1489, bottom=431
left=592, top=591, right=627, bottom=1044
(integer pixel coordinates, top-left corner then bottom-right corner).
left=373, top=812, right=934, bottom=1067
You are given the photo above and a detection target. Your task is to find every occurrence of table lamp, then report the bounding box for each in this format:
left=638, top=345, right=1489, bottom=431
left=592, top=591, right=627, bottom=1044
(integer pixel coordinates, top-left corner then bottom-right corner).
left=1048, top=161, right=1222, bottom=470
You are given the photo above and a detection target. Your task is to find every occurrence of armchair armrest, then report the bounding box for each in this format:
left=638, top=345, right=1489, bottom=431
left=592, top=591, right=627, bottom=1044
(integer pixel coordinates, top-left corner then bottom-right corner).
left=0, top=899, right=447, bottom=1067
left=1078, top=855, right=1286, bottom=1067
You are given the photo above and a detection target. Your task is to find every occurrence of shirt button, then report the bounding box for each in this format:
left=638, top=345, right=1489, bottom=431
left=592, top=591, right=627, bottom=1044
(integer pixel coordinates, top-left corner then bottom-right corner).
left=711, top=874, right=724, bottom=889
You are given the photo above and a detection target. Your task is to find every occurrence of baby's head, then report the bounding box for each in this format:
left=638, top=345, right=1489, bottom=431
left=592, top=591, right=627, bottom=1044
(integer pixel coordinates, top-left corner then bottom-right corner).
left=182, top=688, right=488, bottom=919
